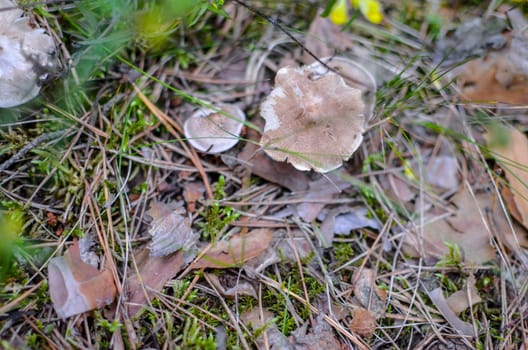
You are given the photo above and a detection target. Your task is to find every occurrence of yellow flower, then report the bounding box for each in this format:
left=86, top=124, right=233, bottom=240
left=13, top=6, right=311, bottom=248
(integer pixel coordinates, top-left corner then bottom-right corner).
left=356, top=0, right=383, bottom=24
left=329, top=0, right=348, bottom=25
left=330, top=0, right=383, bottom=25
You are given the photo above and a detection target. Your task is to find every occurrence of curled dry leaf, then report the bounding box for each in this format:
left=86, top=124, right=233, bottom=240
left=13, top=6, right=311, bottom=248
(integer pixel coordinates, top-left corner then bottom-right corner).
left=48, top=240, right=116, bottom=318
left=488, top=126, right=528, bottom=230
left=445, top=275, right=482, bottom=314
left=349, top=308, right=376, bottom=338
left=427, top=287, right=476, bottom=337
left=190, top=228, right=273, bottom=270
left=147, top=201, right=197, bottom=257
left=353, top=268, right=387, bottom=318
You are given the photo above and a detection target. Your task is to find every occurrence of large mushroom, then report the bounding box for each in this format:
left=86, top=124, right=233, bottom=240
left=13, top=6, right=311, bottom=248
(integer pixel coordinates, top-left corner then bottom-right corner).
left=184, top=103, right=246, bottom=154
left=259, top=57, right=375, bottom=173
left=0, top=0, right=56, bottom=108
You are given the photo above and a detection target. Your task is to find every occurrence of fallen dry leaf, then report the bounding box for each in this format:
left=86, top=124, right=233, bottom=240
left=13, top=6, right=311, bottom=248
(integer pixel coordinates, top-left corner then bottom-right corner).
left=458, top=56, right=528, bottom=105
left=147, top=201, right=197, bottom=257
left=296, top=174, right=352, bottom=222
left=353, top=268, right=387, bottom=318
left=126, top=248, right=186, bottom=317
left=427, top=287, right=476, bottom=337
left=488, top=126, right=528, bottom=230
left=320, top=207, right=381, bottom=248
left=426, top=154, right=459, bottom=191
left=183, top=182, right=205, bottom=213
left=205, top=272, right=257, bottom=299
left=244, top=229, right=313, bottom=277
left=402, top=189, right=528, bottom=264
left=446, top=275, right=482, bottom=314
left=303, top=11, right=354, bottom=63
left=433, top=16, right=509, bottom=67
left=190, top=228, right=273, bottom=269
left=48, top=240, right=116, bottom=318
left=349, top=308, right=376, bottom=338
left=379, top=173, right=415, bottom=203
left=291, top=314, right=343, bottom=350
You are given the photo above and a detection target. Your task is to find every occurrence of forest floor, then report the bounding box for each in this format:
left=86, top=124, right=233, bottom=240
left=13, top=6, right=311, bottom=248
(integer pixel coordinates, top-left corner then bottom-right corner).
left=1, top=0, right=528, bottom=349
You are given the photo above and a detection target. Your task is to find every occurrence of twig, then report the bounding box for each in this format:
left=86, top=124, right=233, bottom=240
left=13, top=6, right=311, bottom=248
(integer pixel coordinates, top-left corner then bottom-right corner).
left=0, top=129, right=68, bottom=173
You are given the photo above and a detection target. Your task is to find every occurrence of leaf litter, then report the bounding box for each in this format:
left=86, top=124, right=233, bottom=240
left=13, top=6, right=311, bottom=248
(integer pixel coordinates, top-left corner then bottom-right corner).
left=4, top=1, right=528, bottom=349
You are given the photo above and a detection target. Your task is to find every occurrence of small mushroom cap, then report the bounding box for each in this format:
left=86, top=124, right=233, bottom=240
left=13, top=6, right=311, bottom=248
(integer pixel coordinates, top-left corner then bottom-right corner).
left=260, top=63, right=367, bottom=173
left=0, top=0, right=56, bottom=108
left=184, top=103, right=246, bottom=154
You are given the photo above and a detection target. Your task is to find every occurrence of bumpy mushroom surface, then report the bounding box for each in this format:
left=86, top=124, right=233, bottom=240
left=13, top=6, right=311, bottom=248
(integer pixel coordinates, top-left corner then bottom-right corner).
left=184, top=103, right=246, bottom=154
left=260, top=58, right=374, bottom=173
left=0, top=0, right=56, bottom=108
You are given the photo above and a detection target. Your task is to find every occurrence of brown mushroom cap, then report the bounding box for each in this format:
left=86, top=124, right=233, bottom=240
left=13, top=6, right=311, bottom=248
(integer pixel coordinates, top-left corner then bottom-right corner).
left=313, top=57, right=377, bottom=120
left=184, top=103, right=246, bottom=154
left=260, top=61, right=370, bottom=173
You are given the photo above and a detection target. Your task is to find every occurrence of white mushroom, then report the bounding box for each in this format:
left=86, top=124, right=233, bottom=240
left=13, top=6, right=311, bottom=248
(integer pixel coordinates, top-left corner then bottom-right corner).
left=184, top=103, right=246, bottom=154
left=259, top=57, right=375, bottom=173
left=0, top=0, right=56, bottom=108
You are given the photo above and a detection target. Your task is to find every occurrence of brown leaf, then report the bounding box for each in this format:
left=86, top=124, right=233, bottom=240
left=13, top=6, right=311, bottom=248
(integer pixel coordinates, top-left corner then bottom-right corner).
left=48, top=240, right=116, bottom=318
left=205, top=272, right=257, bottom=299
left=378, top=173, right=415, bottom=203
left=404, top=190, right=527, bottom=264
left=291, top=314, right=344, bottom=350
left=353, top=268, right=387, bottom=318
left=147, top=201, right=197, bottom=257
left=190, top=229, right=273, bottom=269
left=303, top=11, right=354, bottom=63
left=427, top=287, right=476, bottom=337
left=126, top=249, right=185, bottom=317
left=349, top=308, right=376, bottom=338
left=446, top=275, right=482, bottom=314
left=296, top=174, right=351, bottom=222
left=183, top=182, right=205, bottom=213
left=458, top=55, right=528, bottom=105
left=404, top=191, right=496, bottom=264
left=488, top=127, right=528, bottom=229
left=426, top=155, right=459, bottom=190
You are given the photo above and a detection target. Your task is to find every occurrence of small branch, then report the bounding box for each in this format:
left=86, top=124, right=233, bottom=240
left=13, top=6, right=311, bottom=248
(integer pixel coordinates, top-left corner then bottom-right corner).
left=0, top=129, right=68, bottom=173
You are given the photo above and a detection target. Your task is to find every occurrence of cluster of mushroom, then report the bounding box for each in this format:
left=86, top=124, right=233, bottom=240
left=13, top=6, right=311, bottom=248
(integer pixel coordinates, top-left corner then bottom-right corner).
left=184, top=57, right=375, bottom=173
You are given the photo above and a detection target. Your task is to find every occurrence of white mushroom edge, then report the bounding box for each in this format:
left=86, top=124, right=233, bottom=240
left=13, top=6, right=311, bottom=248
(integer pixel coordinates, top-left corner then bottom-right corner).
left=0, top=0, right=56, bottom=108
left=184, top=103, right=246, bottom=154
